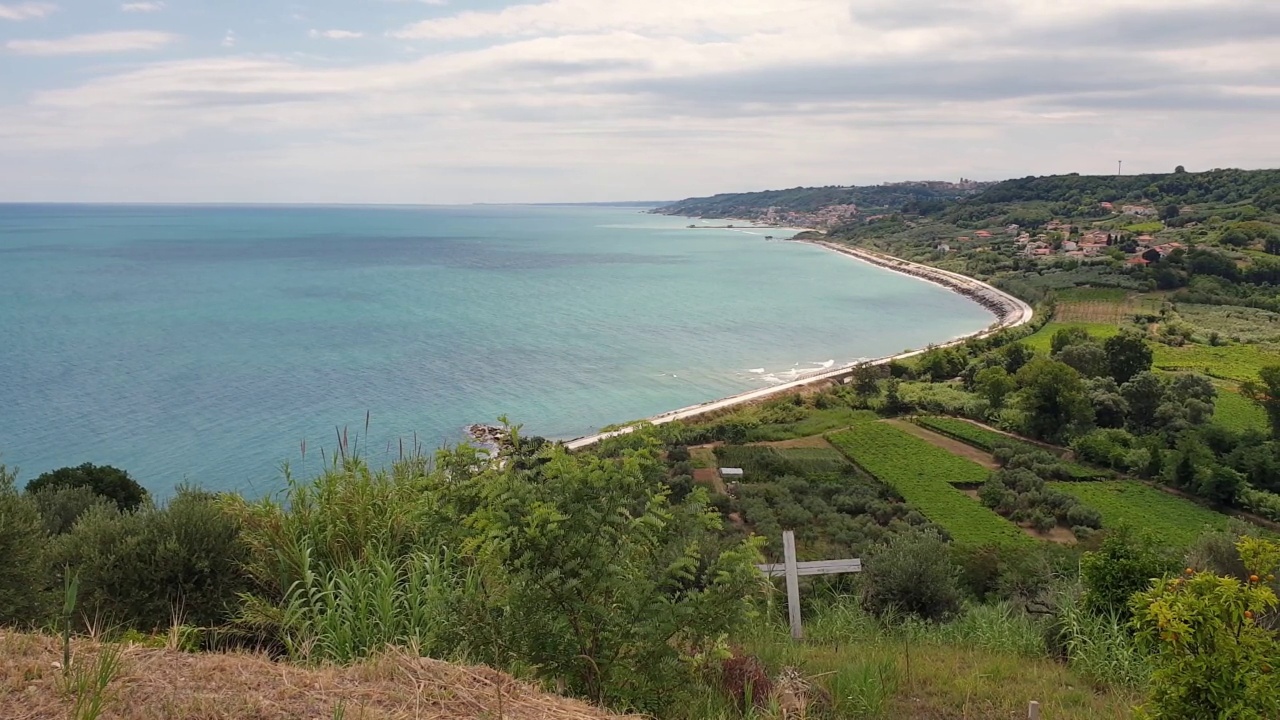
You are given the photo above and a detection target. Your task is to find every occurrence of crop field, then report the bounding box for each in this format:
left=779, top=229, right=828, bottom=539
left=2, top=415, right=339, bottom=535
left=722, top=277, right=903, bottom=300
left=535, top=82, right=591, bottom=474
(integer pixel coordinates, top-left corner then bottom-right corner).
left=714, top=444, right=856, bottom=479
left=913, top=417, right=1102, bottom=479
left=1051, top=289, right=1161, bottom=326
left=828, top=424, right=1031, bottom=546
left=1175, top=304, right=1280, bottom=345
left=1152, top=342, right=1280, bottom=383
left=744, top=407, right=881, bottom=442
left=1210, top=386, right=1268, bottom=433
left=1049, top=481, right=1233, bottom=547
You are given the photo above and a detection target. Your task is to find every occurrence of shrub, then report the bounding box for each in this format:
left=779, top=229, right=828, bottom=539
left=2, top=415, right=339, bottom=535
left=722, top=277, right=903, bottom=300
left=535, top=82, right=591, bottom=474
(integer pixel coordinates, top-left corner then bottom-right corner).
left=46, top=487, right=251, bottom=631
left=31, top=485, right=112, bottom=535
left=26, top=463, right=147, bottom=511
left=1131, top=537, right=1280, bottom=719
left=861, top=528, right=961, bottom=622
left=0, top=463, right=46, bottom=625
left=1080, top=527, right=1179, bottom=618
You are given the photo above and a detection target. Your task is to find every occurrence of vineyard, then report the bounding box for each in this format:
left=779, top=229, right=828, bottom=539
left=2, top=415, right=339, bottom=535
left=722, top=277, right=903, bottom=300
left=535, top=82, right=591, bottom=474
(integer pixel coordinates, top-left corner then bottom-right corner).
left=827, top=424, right=1031, bottom=546
left=913, top=416, right=1102, bottom=479
left=1049, top=481, right=1234, bottom=547
left=1212, top=386, right=1269, bottom=433
left=1151, top=342, right=1280, bottom=383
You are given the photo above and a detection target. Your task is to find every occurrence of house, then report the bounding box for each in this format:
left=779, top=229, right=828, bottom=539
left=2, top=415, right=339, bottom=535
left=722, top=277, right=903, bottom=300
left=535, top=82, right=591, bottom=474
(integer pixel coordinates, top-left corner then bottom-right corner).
left=1141, top=248, right=1163, bottom=263
left=1128, top=255, right=1151, bottom=266
left=975, top=230, right=993, bottom=239
left=1100, top=201, right=1115, bottom=211
left=1136, top=234, right=1156, bottom=245
left=719, top=468, right=744, bottom=479
left=937, top=243, right=952, bottom=252
left=1062, top=240, right=1079, bottom=251
left=1122, top=205, right=1156, bottom=217
left=1033, top=248, right=1052, bottom=257
left=957, top=236, right=972, bottom=242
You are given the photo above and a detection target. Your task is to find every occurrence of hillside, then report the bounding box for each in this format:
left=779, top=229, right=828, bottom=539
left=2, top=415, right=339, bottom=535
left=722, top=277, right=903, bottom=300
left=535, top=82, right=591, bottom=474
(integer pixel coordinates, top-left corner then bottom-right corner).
left=1, top=633, right=632, bottom=720
left=651, top=180, right=989, bottom=229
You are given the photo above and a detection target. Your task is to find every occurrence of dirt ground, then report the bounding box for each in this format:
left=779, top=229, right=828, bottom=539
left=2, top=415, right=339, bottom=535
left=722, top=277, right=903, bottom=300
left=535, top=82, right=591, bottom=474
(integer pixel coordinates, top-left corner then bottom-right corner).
left=751, top=436, right=836, bottom=450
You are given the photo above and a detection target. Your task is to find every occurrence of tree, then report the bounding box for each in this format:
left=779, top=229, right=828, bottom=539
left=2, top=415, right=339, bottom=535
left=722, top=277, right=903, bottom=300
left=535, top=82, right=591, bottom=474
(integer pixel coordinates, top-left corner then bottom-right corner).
left=1160, top=203, right=1181, bottom=221
left=1050, top=326, right=1093, bottom=354
left=1087, top=377, right=1130, bottom=429
left=1055, top=342, right=1108, bottom=378
left=1122, top=372, right=1168, bottom=431
left=1104, top=331, right=1154, bottom=384
left=1174, top=165, right=1187, bottom=174
left=974, top=366, right=1016, bottom=409
left=1199, top=465, right=1244, bottom=506
left=1014, top=359, right=1095, bottom=443
left=917, top=347, right=967, bottom=381
left=1132, top=537, right=1280, bottom=720
left=1242, top=366, right=1280, bottom=439
left=26, top=463, right=147, bottom=511
left=1000, top=342, right=1035, bottom=374
left=851, top=363, right=888, bottom=398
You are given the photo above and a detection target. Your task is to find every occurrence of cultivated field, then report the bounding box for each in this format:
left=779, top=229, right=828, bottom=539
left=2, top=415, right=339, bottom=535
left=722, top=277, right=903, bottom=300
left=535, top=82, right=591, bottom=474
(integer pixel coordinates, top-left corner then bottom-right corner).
left=1049, top=481, right=1234, bottom=547
left=827, top=423, right=1031, bottom=546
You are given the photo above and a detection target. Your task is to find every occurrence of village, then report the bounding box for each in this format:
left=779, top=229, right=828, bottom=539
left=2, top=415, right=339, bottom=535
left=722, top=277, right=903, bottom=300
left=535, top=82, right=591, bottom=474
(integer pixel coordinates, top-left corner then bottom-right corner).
left=938, top=201, right=1188, bottom=266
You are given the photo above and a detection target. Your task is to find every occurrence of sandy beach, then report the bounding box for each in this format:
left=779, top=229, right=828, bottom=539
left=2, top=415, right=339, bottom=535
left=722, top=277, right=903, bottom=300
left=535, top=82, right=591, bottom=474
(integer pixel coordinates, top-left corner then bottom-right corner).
left=563, top=240, right=1033, bottom=450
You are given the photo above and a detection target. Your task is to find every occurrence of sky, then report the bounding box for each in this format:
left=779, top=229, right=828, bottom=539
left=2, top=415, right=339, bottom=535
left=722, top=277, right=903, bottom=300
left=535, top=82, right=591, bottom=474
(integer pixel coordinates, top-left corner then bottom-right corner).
left=0, top=0, right=1277, bottom=204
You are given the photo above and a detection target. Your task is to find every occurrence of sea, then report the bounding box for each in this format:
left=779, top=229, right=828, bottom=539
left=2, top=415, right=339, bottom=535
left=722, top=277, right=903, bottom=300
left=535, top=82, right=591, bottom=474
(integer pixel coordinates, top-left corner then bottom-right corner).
left=0, top=204, right=994, bottom=496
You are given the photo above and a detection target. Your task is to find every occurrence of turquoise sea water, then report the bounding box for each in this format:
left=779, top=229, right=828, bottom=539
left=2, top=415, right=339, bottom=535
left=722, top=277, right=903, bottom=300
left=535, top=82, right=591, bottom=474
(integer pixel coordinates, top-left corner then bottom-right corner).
left=0, top=204, right=993, bottom=495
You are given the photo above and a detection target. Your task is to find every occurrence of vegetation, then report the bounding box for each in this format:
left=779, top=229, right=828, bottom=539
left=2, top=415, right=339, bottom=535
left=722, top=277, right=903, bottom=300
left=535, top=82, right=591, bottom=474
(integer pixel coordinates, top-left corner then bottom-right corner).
left=827, top=424, right=1031, bottom=546
left=25, top=463, right=147, bottom=512
left=1051, top=482, right=1234, bottom=547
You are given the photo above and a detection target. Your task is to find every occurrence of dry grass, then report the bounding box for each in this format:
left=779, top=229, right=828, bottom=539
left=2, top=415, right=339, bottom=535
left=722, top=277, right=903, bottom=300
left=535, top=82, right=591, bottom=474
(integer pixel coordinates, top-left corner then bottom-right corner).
left=1, top=633, right=634, bottom=720
left=750, top=436, right=835, bottom=450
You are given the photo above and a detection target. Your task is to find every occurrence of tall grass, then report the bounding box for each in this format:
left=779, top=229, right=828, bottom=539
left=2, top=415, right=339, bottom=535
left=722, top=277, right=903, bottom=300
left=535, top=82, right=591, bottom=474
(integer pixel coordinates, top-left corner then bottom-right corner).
left=1054, top=591, right=1150, bottom=687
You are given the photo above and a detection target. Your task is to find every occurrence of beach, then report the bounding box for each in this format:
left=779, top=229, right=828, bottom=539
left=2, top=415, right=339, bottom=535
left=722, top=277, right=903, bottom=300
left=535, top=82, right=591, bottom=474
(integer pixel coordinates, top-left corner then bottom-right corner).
left=564, top=240, right=1033, bottom=450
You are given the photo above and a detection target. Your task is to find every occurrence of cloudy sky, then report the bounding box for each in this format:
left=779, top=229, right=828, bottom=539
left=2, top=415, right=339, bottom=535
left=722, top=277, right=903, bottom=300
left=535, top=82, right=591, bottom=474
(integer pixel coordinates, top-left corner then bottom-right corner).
left=0, top=0, right=1277, bottom=203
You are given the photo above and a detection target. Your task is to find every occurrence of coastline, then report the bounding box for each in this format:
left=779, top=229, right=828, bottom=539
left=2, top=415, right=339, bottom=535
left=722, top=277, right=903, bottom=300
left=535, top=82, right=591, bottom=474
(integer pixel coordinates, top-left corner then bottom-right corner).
left=563, top=238, right=1033, bottom=451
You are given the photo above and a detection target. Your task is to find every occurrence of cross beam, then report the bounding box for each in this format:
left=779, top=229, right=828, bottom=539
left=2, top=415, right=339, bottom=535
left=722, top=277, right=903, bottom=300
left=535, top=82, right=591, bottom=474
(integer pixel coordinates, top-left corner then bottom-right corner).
left=754, top=530, right=862, bottom=639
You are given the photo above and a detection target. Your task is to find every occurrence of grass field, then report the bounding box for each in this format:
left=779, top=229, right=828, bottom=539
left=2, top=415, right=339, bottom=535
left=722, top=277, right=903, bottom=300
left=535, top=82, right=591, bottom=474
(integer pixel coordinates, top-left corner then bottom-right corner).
left=1023, top=322, right=1122, bottom=354
left=1123, top=221, right=1164, bottom=233
left=1212, top=386, right=1269, bottom=433
left=827, top=424, right=1031, bottom=546
left=1049, top=481, right=1233, bottom=547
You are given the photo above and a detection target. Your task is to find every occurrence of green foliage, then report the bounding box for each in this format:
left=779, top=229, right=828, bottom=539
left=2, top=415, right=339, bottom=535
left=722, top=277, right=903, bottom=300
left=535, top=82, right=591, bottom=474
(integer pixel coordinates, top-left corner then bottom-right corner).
left=26, top=463, right=147, bottom=512
left=1105, top=331, right=1155, bottom=384
left=46, top=487, right=251, bottom=631
left=860, top=528, right=962, bottom=622
left=828, top=424, right=1031, bottom=546
left=895, top=381, right=986, bottom=417
left=978, top=468, right=1102, bottom=535
left=1080, top=528, right=1179, bottom=618
left=31, top=486, right=113, bottom=535
left=1242, top=365, right=1280, bottom=439
left=0, top=462, right=47, bottom=626
left=1131, top=537, right=1280, bottom=720
left=1014, top=358, right=1094, bottom=443
left=1052, top=481, right=1235, bottom=548
left=1051, top=326, right=1094, bottom=354
left=973, top=365, right=1016, bottom=408
left=1053, top=589, right=1151, bottom=687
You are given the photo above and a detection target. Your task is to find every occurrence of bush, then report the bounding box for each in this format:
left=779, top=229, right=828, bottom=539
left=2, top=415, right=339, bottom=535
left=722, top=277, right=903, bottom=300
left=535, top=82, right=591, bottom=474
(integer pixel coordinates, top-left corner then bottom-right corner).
left=861, top=528, right=961, bottom=622
left=0, top=464, right=46, bottom=626
left=26, top=463, right=147, bottom=511
left=46, top=488, right=251, bottom=631
left=1080, top=527, right=1179, bottom=618
left=31, top=485, right=113, bottom=535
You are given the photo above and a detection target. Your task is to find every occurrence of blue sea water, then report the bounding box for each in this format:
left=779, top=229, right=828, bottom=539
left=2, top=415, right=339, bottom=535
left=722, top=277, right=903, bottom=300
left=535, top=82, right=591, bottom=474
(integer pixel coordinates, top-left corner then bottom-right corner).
left=0, top=204, right=993, bottom=496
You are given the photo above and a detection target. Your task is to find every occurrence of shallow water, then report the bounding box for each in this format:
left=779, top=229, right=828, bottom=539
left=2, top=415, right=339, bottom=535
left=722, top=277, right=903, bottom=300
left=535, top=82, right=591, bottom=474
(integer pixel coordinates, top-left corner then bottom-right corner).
left=0, top=204, right=993, bottom=495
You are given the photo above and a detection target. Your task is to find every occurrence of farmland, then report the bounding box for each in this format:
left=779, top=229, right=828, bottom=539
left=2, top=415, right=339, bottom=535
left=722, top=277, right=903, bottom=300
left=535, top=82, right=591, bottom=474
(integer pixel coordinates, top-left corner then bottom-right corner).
left=1151, top=342, right=1280, bottom=383
left=1049, top=481, right=1234, bottom=547
left=827, top=423, right=1031, bottom=546
left=1211, top=386, right=1269, bottom=433
left=913, top=416, right=1102, bottom=479
left=1023, top=321, right=1121, bottom=354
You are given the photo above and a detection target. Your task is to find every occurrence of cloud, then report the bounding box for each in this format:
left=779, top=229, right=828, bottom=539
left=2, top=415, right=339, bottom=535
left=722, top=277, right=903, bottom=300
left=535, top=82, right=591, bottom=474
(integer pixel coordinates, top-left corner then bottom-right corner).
left=120, top=1, right=164, bottom=12
left=309, top=29, right=365, bottom=40
left=0, top=0, right=1276, bottom=202
left=0, top=2, right=56, bottom=20
left=6, top=30, right=179, bottom=55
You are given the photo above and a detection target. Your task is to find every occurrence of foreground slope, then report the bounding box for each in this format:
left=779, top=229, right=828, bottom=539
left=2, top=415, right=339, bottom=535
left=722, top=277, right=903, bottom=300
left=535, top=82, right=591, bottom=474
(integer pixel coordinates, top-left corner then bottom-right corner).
left=1, top=633, right=633, bottom=720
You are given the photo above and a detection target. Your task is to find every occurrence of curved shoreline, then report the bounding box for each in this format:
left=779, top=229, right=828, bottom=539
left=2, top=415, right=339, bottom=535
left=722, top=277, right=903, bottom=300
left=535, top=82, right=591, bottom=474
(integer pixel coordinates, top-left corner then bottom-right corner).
left=563, top=240, right=1034, bottom=451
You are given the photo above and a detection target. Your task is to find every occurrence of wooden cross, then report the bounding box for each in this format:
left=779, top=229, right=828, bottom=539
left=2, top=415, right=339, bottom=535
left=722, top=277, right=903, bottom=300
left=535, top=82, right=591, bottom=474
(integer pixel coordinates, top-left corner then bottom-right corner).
left=755, top=530, right=862, bottom=639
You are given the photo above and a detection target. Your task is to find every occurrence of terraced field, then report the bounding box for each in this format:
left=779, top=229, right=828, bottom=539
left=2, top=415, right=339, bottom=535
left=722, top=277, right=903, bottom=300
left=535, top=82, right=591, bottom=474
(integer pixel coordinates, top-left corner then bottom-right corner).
left=913, top=417, right=1103, bottom=479
left=1212, top=386, right=1269, bottom=433
left=827, top=424, right=1031, bottom=546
